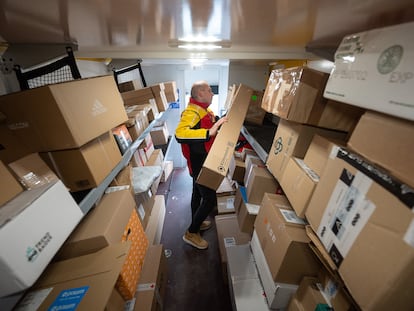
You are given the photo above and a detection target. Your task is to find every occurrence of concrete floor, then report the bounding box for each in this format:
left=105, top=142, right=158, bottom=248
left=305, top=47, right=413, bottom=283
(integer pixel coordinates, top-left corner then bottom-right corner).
left=157, top=167, right=233, bottom=311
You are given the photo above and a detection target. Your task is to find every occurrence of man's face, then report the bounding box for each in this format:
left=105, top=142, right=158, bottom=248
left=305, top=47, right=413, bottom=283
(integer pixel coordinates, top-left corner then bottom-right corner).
left=198, top=85, right=214, bottom=104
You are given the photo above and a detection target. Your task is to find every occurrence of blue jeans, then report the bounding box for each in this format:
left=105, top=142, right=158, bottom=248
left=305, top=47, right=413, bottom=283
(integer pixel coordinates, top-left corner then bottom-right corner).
left=188, top=178, right=217, bottom=233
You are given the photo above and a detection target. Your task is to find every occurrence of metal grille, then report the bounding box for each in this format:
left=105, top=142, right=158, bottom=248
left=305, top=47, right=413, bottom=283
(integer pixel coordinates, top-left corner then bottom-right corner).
left=26, top=65, right=75, bottom=88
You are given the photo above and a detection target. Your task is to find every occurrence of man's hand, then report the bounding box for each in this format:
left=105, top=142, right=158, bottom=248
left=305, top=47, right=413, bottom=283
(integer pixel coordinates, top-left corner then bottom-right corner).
left=209, top=116, right=228, bottom=137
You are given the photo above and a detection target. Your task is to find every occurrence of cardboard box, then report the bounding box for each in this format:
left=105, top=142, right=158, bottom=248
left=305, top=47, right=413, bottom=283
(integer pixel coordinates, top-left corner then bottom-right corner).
left=150, top=83, right=169, bottom=112
left=0, top=160, right=23, bottom=206
left=263, top=67, right=363, bottom=132
left=279, top=157, right=319, bottom=217
left=234, top=186, right=260, bottom=235
left=197, top=84, right=254, bottom=190
left=8, top=153, right=59, bottom=190
left=216, top=176, right=237, bottom=197
left=348, top=110, right=414, bottom=187
left=254, top=193, right=320, bottom=285
left=150, top=121, right=169, bottom=146
left=40, top=131, right=122, bottom=192
left=217, top=195, right=236, bottom=214
left=293, top=277, right=330, bottom=310
left=245, top=165, right=279, bottom=205
left=303, top=134, right=346, bottom=177
left=112, top=124, right=133, bottom=154
left=134, top=244, right=168, bottom=311
left=324, top=21, right=414, bottom=122
left=125, top=106, right=149, bottom=141
left=118, top=79, right=143, bottom=92
left=116, top=209, right=149, bottom=300
left=266, top=119, right=347, bottom=182
left=121, top=87, right=155, bottom=107
left=227, top=154, right=245, bottom=183
left=55, top=189, right=135, bottom=260
left=305, top=147, right=414, bottom=311
left=0, top=180, right=83, bottom=297
left=163, top=81, right=178, bottom=103
left=243, top=154, right=264, bottom=186
left=145, top=195, right=166, bottom=245
left=251, top=230, right=300, bottom=310
left=161, top=160, right=173, bottom=182
left=215, top=214, right=252, bottom=266
left=0, top=75, right=128, bottom=151
left=15, top=243, right=130, bottom=311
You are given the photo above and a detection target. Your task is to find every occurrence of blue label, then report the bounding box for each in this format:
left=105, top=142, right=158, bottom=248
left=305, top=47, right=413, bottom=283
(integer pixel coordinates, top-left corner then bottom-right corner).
left=239, top=186, right=248, bottom=203
left=48, top=286, right=89, bottom=311
left=169, top=102, right=180, bottom=109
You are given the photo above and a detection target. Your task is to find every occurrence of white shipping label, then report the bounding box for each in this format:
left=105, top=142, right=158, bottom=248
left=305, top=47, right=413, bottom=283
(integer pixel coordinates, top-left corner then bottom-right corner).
left=279, top=208, right=307, bottom=225
left=226, top=197, right=235, bottom=209
left=318, top=169, right=375, bottom=267
left=224, top=237, right=236, bottom=247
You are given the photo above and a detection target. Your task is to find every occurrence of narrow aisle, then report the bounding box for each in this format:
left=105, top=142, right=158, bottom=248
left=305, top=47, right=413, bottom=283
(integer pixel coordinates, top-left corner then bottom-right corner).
left=159, top=168, right=233, bottom=311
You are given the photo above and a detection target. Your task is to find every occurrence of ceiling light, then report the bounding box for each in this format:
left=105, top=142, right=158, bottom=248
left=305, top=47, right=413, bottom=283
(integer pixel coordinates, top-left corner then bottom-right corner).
left=168, top=39, right=231, bottom=50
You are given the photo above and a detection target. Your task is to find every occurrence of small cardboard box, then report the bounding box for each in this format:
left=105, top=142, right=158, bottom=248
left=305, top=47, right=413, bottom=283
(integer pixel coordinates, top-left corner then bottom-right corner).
left=150, top=121, right=169, bottom=146
left=348, top=110, right=414, bottom=188
left=16, top=243, right=130, bottom=311
left=121, top=87, right=155, bottom=107
left=0, top=160, right=23, bottom=206
left=234, top=186, right=259, bottom=235
left=40, top=131, right=122, bottom=192
left=112, top=124, right=133, bottom=154
left=163, top=81, right=178, bottom=103
left=324, top=21, right=414, bottom=122
left=0, top=181, right=83, bottom=297
left=145, top=195, right=166, bottom=245
left=305, top=147, right=414, bottom=311
left=197, top=84, right=254, bottom=190
left=0, top=75, right=128, bottom=151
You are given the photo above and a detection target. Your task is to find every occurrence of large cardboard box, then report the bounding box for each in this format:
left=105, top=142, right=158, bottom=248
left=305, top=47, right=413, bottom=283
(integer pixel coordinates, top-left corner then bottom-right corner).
left=197, top=84, right=254, bottom=190
left=305, top=147, right=414, bottom=311
left=324, top=21, right=414, bottom=121
left=8, top=153, right=59, bottom=190
left=0, top=160, right=23, bottom=206
left=15, top=243, right=130, bottom=311
left=254, top=193, right=320, bottom=285
left=262, top=67, right=363, bottom=131
left=56, top=189, right=148, bottom=300
left=0, top=75, right=128, bottom=151
left=55, top=189, right=135, bottom=259
left=266, top=119, right=347, bottom=182
left=40, top=131, right=122, bottom=192
left=348, top=110, right=414, bottom=187
left=0, top=181, right=83, bottom=297
left=134, top=244, right=168, bottom=311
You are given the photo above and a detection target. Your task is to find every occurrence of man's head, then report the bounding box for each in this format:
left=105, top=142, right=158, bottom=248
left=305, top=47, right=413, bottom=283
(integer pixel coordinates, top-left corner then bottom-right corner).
left=191, top=80, right=214, bottom=104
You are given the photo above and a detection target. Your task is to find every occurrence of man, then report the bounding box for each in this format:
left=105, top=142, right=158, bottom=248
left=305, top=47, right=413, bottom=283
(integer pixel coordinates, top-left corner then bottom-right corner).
left=175, top=81, right=227, bottom=249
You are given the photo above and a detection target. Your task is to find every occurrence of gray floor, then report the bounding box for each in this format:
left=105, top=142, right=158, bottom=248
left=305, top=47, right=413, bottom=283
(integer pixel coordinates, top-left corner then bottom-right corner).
left=157, top=167, right=233, bottom=311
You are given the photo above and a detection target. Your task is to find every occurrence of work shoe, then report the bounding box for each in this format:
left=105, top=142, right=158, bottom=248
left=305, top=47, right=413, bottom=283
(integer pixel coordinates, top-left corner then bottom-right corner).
left=183, top=231, right=208, bottom=249
left=200, top=220, right=212, bottom=231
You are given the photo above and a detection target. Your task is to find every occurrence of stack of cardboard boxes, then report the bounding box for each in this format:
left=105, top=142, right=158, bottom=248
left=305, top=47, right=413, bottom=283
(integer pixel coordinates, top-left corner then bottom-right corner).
left=0, top=75, right=176, bottom=310
left=217, top=22, right=414, bottom=311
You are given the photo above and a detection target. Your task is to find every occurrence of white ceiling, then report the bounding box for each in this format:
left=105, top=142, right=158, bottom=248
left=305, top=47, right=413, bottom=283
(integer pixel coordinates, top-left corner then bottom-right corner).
left=0, top=0, right=413, bottom=68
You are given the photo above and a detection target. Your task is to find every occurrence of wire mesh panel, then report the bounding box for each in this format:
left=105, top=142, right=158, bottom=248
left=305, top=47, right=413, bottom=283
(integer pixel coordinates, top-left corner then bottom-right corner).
left=26, top=65, right=75, bottom=88
left=14, top=47, right=81, bottom=90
